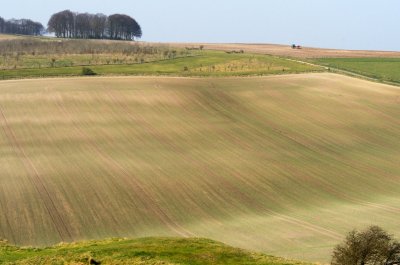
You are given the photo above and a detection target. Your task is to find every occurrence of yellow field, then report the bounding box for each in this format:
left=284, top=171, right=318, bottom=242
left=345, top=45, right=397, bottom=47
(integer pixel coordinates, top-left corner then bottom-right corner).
left=0, top=34, right=21, bottom=40
left=0, top=73, right=399, bottom=262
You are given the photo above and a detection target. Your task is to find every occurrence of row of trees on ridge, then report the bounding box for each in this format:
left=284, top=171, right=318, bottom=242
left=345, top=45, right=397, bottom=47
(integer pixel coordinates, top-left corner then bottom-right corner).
left=47, top=10, right=142, bottom=40
left=0, top=10, right=142, bottom=40
left=0, top=17, right=44, bottom=36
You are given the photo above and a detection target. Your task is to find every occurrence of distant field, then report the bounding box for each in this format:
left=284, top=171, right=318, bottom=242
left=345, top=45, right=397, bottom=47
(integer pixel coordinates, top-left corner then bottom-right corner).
left=2, top=34, right=400, bottom=59
left=0, top=37, right=195, bottom=71
left=3, top=36, right=400, bottom=83
left=0, top=73, right=399, bottom=262
left=313, top=58, right=400, bottom=84
left=168, top=42, right=400, bottom=58
left=0, top=34, right=21, bottom=40
left=0, top=50, right=321, bottom=79
left=0, top=237, right=311, bottom=265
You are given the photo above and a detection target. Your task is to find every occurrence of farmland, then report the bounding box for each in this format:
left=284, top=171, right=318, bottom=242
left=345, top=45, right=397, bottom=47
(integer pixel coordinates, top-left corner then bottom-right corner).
left=313, top=58, right=400, bottom=84
left=0, top=51, right=321, bottom=80
left=0, top=34, right=20, bottom=40
left=0, top=73, right=399, bottom=262
left=0, top=36, right=321, bottom=80
left=168, top=42, right=400, bottom=58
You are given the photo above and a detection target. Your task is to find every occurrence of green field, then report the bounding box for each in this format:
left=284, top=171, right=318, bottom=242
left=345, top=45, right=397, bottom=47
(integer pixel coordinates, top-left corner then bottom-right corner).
left=313, top=58, right=400, bottom=84
left=0, top=50, right=321, bottom=80
left=0, top=73, right=399, bottom=262
left=1, top=237, right=311, bottom=265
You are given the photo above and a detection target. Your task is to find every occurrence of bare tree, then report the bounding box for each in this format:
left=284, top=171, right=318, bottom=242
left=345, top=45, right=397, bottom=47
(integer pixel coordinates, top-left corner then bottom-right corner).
left=75, top=13, right=91, bottom=38
left=48, top=10, right=141, bottom=40
left=332, top=226, right=400, bottom=265
left=48, top=10, right=75, bottom=38
left=0, top=17, right=5, bottom=33
left=0, top=17, right=44, bottom=35
left=107, top=14, right=142, bottom=40
left=92, top=14, right=107, bottom=39
left=48, top=11, right=65, bottom=37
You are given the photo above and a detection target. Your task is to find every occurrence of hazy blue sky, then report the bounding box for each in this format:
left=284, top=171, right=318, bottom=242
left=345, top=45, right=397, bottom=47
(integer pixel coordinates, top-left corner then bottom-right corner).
left=1, top=0, right=398, bottom=51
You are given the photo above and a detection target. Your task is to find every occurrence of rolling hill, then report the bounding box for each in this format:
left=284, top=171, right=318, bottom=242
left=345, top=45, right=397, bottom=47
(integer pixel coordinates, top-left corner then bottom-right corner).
left=0, top=73, right=399, bottom=262
left=0, top=237, right=312, bottom=265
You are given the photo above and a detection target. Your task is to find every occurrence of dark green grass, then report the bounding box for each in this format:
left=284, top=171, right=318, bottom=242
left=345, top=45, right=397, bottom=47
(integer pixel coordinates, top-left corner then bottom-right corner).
left=0, top=51, right=321, bottom=80
left=313, top=58, right=400, bottom=84
left=0, top=238, right=311, bottom=265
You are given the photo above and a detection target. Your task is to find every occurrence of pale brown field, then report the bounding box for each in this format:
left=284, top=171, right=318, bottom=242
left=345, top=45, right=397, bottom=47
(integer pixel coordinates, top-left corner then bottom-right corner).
left=3, top=33, right=398, bottom=59
left=0, top=73, right=399, bottom=262
left=166, top=42, right=400, bottom=58
left=0, top=34, right=21, bottom=40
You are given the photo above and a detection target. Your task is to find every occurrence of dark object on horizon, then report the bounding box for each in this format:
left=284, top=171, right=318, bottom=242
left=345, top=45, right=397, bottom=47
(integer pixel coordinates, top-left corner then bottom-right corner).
left=331, top=226, right=400, bottom=265
left=0, top=16, right=44, bottom=36
left=48, top=10, right=142, bottom=40
left=291, top=44, right=302, bottom=49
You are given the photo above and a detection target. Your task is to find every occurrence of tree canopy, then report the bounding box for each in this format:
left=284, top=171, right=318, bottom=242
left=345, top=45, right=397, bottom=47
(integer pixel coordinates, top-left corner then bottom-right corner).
left=48, top=10, right=142, bottom=40
left=0, top=16, right=44, bottom=36
left=332, top=226, right=400, bottom=265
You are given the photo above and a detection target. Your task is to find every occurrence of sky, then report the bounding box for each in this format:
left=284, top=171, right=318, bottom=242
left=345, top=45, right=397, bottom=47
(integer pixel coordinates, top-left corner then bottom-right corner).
left=1, top=0, right=398, bottom=51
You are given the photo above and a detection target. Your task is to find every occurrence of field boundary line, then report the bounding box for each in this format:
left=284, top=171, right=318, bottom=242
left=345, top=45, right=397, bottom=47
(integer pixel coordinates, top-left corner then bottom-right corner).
left=286, top=58, right=400, bottom=87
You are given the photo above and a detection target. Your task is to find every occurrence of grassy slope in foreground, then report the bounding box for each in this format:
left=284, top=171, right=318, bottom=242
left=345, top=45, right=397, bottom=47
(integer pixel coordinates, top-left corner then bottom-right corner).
left=0, top=50, right=321, bottom=79
left=0, top=237, right=311, bottom=265
left=0, top=74, right=400, bottom=262
left=313, top=58, right=400, bottom=84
